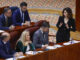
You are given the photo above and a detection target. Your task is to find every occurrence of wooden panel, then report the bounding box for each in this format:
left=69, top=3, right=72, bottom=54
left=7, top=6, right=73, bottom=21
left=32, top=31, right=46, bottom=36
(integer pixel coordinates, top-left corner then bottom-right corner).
left=76, top=0, right=80, bottom=31
left=0, top=6, right=9, bottom=15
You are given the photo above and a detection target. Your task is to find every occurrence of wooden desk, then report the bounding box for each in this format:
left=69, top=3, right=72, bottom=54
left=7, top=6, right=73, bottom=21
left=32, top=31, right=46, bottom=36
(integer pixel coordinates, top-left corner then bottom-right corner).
left=17, top=42, right=80, bottom=60
left=5, top=22, right=35, bottom=32
left=0, top=42, right=80, bottom=60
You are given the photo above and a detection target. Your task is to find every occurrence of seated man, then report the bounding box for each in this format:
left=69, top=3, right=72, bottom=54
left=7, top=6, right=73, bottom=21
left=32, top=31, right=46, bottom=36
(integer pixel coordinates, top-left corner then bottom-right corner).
left=33, top=22, right=50, bottom=48
left=0, top=32, right=23, bottom=58
left=0, top=8, right=15, bottom=30
left=12, top=2, right=31, bottom=26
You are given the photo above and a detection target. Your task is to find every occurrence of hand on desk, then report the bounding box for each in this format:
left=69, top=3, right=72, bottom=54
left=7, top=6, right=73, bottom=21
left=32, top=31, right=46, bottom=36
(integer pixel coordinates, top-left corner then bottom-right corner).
left=14, top=52, right=23, bottom=57
left=22, top=21, right=30, bottom=26
left=9, top=25, right=15, bottom=30
left=42, top=44, right=48, bottom=48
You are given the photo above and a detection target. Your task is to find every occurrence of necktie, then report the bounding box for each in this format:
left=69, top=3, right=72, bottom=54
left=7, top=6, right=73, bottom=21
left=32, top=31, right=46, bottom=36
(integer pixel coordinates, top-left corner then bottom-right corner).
left=43, top=33, right=45, bottom=39
left=43, top=33, right=46, bottom=45
left=5, top=44, right=9, bottom=54
left=5, top=18, right=8, bottom=27
left=22, top=13, right=24, bottom=23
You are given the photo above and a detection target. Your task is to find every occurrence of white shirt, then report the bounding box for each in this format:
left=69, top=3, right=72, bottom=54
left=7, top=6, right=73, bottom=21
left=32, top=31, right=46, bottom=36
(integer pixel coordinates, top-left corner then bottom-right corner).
left=20, top=8, right=24, bottom=23
left=26, top=44, right=30, bottom=51
left=40, top=28, right=46, bottom=47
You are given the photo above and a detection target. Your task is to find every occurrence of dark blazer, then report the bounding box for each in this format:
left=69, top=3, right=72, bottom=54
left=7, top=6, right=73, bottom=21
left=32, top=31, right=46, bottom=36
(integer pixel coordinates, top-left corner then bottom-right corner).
left=0, top=14, right=13, bottom=30
left=56, top=16, right=76, bottom=43
left=0, top=40, right=15, bottom=58
left=33, top=29, right=49, bottom=48
left=16, top=41, right=35, bottom=53
left=12, top=8, right=31, bottom=26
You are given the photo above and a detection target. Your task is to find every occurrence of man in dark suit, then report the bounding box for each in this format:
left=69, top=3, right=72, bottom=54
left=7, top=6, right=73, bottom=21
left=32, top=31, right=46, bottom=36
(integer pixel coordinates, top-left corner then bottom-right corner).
left=12, top=2, right=31, bottom=26
left=0, top=32, right=23, bottom=58
left=0, top=8, right=15, bottom=30
left=33, top=22, right=50, bottom=48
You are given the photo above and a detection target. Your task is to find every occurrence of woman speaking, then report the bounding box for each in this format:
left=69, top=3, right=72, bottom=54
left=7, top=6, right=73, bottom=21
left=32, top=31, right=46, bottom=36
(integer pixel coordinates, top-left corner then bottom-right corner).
left=56, top=7, right=76, bottom=43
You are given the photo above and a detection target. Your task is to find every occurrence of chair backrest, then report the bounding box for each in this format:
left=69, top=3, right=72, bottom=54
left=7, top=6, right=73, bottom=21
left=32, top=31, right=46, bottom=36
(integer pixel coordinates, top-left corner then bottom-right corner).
left=34, top=20, right=48, bottom=27
left=0, top=6, right=9, bottom=15
left=9, top=6, right=19, bottom=14
left=25, top=27, right=39, bottom=41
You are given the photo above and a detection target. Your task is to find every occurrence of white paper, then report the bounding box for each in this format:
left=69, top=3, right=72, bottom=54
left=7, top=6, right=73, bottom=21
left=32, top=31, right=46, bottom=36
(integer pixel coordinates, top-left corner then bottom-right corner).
left=26, top=51, right=38, bottom=55
left=54, top=44, right=62, bottom=48
left=37, top=51, right=43, bottom=53
left=0, top=30, right=4, bottom=33
left=6, top=58, right=13, bottom=60
left=63, top=42, right=71, bottom=45
left=46, top=46, right=56, bottom=49
left=46, top=44, right=62, bottom=50
left=6, top=56, right=25, bottom=60
left=17, top=56, right=25, bottom=59
left=63, top=40, right=80, bottom=45
left=69, top=40, right=80, bottom=44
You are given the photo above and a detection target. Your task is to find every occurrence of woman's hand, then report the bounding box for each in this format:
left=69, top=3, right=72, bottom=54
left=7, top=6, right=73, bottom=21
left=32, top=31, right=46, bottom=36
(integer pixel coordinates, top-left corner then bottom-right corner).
left=24, top=41, right=32, bottom=46
left=18, top=52, right=23, bottom=56
left=24, top=42, right=28, bottom=46
left=28, top=41, right=32, bottom=44
left=59, top=22, right=63, bottom=27
left=65, top=24, right=69, bottom=29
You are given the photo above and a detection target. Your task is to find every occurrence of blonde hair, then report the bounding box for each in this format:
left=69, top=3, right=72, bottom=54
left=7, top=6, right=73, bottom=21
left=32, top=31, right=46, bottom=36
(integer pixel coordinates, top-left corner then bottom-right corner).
left=18, top=30, right=30, bottom=46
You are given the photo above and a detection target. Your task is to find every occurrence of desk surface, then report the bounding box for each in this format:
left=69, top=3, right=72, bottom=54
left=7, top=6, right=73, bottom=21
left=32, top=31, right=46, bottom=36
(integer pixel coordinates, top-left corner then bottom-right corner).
left=18, top=42, right=80, bottom=60
left=0, top=42, right=80, bottom=60
left=5, top=22, right=35, bottom=32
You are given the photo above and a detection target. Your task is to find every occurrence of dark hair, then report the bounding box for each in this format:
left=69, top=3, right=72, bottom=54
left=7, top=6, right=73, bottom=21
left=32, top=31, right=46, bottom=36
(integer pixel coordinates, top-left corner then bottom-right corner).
left=20, top=2, right=27, bottom=7
left=3, top=8, right=11, bottom=13
left=62, top=7, right=73, bottom=19
left=41, top=21, right=50, bottom=28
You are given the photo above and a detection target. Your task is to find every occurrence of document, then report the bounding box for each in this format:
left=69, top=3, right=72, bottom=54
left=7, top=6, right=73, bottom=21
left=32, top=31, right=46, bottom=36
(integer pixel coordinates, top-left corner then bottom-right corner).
left=63, top=40, right=80, bottom=45
left=46, top=46, right=56, bottom=49
left=26, top=51, right=38, bottom=55
left=0, top=30, right=4, bottom=33
left=6, top=58, right=13, bottom=60
left=6, top=56, right=25, bottom=60
left=63, top=42, right=71, bottom=45
left=46, top=45, right=62, bottom=50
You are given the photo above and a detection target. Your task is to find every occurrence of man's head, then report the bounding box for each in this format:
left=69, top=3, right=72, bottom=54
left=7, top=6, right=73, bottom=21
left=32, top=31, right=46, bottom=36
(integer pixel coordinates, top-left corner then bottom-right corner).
left=20, top=2, right=27, bottom=12
left=4, top=8, right=12, bottom=17
left=1, top=32, right=10, bottom=42
left=41, top=22, right=50, bottom=32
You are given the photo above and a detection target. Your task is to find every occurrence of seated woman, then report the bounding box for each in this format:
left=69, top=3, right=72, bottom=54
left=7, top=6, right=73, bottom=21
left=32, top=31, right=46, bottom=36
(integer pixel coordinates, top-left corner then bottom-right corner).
left=16, top=30, right=35, bottom=53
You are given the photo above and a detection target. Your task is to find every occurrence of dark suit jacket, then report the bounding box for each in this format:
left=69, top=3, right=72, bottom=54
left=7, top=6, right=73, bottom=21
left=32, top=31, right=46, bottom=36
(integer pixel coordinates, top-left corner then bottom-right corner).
left=33, top=29, right=49, bottom=48
left=0, top=40, right=15, bottom=58
left=12, top=8, right=31, bottom=26
left=56, top=16, right=76, bottom=32
left=0, top=14, right=13, bottom=30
